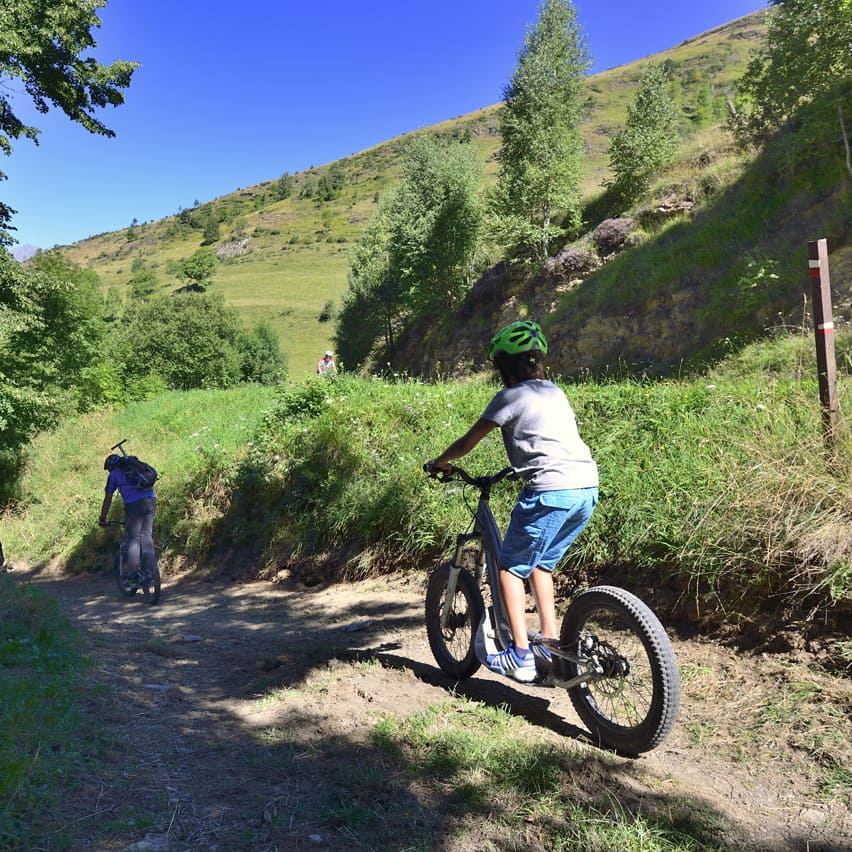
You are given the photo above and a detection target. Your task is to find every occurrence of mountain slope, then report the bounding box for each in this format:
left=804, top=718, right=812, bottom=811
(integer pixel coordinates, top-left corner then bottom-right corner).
left=392, top=126, right=851, bottom=379
left=58, top=13, right=769, bottom=375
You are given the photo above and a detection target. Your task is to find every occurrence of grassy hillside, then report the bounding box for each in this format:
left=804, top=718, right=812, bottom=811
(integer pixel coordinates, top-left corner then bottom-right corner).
left=54, top=13, right=768, bottom=375
left=389, top=78, right=850, bottom=379
left=3, top=329, right=849, bottom=646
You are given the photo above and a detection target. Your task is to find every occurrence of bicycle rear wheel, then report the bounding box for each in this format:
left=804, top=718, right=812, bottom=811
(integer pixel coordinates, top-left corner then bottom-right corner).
left=138, top=561, right=161, bottom=605
left=559, top=585, right=680, bottom=756
left=113, top=549, right=137, bottom=598
left=425, top=562, right=484, bottom=679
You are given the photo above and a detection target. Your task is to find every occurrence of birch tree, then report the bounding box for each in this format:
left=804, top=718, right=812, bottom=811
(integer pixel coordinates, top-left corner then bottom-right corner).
left=494, top=0, right=590, bottom=260
left=731, top=0, right=852, bottom=176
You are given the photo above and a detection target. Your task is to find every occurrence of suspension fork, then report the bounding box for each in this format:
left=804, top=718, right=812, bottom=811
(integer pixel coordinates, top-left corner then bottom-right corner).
left=439, top=531, right=482, bottom=626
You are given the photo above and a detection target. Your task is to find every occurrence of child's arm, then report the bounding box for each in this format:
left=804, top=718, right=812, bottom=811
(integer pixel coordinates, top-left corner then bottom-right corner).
left=429, top=418, right=497, bottom=470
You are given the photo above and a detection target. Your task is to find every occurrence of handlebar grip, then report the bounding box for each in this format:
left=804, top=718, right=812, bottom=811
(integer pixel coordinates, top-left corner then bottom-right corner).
left=423, top=462, right=455, bottom=481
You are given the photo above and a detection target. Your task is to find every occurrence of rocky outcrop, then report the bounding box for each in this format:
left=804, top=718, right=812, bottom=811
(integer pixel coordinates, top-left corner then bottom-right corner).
left=390, top=260, right=708, bottom=380
left=216, top=238, right=251, bottom=259
left=388, top=168, right=850, bottom=381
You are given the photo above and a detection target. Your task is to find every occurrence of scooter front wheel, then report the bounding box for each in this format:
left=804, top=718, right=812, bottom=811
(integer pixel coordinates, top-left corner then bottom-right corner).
left=425, top=563, right=484, bottom=680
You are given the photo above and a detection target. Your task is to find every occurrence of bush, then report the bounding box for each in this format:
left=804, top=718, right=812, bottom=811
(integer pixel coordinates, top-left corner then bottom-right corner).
left=592, top=218, right=637, bottom=257
left=110, top=292, right=284, bottom=391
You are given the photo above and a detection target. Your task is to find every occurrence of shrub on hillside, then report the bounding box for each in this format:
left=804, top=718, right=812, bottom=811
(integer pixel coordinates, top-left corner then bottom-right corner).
left=592, top=217, right=637, bottom=257
left=111, top=293, right=285, bottom=391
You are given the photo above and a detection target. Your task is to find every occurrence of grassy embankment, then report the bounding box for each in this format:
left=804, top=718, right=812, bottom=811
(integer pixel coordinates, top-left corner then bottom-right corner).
left=3, top=329, right=850, bottom=848
left=5, top=328, right=850, bottom=621
left=54, top=15, right=766, bottom=376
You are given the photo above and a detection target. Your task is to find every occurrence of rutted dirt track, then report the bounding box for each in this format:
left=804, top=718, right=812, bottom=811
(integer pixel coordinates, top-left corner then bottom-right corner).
left=22, top=566, right=852, bottom=852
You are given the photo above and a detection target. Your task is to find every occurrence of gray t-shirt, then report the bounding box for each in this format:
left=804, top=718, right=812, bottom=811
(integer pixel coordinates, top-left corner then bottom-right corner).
left=481, top=379, right=599, bottom=491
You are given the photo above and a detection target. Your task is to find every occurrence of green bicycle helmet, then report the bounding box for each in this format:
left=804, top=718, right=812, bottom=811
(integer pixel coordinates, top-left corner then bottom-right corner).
left=488, top=320, right=548, bottom=359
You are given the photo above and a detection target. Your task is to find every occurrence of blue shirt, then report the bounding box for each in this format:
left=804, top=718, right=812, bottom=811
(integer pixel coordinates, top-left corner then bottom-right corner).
left=105, top=467, right=155, bottom=504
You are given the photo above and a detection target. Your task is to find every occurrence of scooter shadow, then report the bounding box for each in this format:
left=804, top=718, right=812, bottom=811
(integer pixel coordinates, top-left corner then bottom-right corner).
left=372, top=647, right=594, bottom=747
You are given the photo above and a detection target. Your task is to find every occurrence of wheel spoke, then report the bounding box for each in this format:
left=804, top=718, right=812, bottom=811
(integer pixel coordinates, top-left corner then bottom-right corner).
left=582, top=609, right=655, bottom=727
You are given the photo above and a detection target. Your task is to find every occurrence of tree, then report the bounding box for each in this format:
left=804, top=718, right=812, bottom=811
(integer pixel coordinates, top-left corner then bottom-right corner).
left=336, top=134, right=483, bottom=368
left=300, top=176, right=318, bottom=199
left=0, top=0, right=138, bottom=245
left=731, top=0, right=852, bottom=176
left=6, top=251, right=105, bottom=392
left=174, top=248, right=217, bottom=291
left=129, top=268, right=158, bottom=300
left=337, top=211, right=401, bottom=366
left=113, top=293, right=246, bottom=390
left=318, top=163, right=346, bottom=201
left=606, top=63, right=681, bottom=204
left=201, top=209, right=220, bottom=245
left=384, top=134, right=482, bottom=313
left=275, top=172, right=294, bottom=200
left=0, top=249, right=106, bottom=496
left=238, top=321, right=286, bottom=384
left=493, top=0, right=590, bottom=260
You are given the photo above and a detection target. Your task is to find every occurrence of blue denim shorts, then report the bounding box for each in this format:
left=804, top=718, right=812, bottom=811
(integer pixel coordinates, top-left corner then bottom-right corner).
left=499, top=487, right=598, bottom=579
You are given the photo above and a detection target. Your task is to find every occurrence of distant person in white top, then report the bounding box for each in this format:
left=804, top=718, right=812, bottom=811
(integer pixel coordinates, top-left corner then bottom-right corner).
left=317, top=350, right=337, bottom=376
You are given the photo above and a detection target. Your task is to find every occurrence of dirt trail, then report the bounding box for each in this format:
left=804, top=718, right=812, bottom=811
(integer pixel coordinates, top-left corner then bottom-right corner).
left=19, top=566, right=852, bottom=851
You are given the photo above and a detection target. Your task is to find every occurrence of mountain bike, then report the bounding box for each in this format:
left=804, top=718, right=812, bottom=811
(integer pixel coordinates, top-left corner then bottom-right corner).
left=105, top=521, right=161, bottom=605
left=423, top=464, right=680, bottom=756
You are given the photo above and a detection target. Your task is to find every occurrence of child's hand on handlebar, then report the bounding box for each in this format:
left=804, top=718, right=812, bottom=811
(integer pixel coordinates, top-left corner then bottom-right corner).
left=424, top=460, right=453, bottom=478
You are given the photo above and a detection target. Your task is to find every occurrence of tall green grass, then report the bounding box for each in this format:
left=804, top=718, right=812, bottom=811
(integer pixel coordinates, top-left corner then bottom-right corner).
left=3, top=330, right=849, bottom=619
left=266, top=340, right=849, bottom=615
left=1, top=383, right=276, bottom=571
left=0, top=575, right=87, bottom=847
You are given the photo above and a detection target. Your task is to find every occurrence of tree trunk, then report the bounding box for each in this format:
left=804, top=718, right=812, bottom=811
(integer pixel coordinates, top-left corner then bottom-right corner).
left=839, top=101, right=852, bottom=178
left=541, top=204, right=551, bottom=260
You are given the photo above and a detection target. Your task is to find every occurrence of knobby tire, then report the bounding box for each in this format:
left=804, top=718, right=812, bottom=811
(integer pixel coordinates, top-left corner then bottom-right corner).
left=113, top=549, right=137, bottom=598
left=425, top=563, right=484, bottom=680
left=560, top=585, right=680, bottom=755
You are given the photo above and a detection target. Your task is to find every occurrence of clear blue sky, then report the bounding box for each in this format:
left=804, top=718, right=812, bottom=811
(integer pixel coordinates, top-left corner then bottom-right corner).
left=4, top=0, right=764, bottom=251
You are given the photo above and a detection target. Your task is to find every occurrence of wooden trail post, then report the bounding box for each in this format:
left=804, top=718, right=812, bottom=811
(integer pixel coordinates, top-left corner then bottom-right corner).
left=807, top=239, right=839, bottom=447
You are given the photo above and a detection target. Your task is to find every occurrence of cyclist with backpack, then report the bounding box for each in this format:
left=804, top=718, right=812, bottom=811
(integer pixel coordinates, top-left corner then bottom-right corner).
left=99, top=452, right=157, bottom=584
left=427, top=320, right=599, bottom=682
